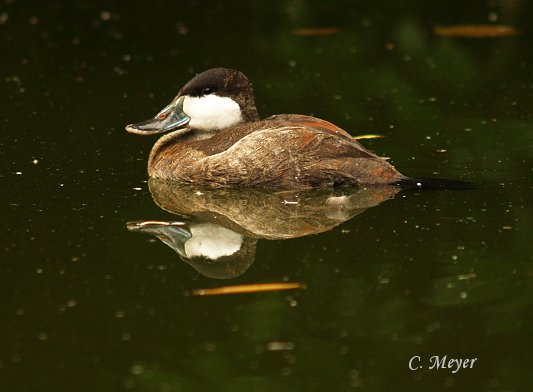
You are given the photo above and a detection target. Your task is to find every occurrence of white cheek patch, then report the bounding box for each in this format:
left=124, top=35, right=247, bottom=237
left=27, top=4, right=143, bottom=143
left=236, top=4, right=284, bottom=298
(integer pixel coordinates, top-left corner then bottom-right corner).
left=184, top=223, right=243, bottom=260
left=183, top=95, right=243, bottom=131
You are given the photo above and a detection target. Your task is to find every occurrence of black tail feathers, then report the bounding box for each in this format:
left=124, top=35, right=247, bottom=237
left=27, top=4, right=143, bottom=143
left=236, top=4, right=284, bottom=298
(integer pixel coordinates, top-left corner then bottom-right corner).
left=393, top=177, right=475, bottom=190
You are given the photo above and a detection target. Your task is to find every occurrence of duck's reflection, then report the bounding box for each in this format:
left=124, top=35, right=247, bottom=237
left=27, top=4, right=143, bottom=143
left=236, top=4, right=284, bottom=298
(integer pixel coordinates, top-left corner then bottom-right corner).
left=127, top=178, right=400, bottom=279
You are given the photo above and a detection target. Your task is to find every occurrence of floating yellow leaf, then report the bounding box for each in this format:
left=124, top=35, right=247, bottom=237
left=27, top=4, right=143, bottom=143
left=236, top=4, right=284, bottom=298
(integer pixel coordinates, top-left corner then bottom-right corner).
left=293, top=27, right=340, bottom=36
left=187, top=282, right=306, bottom=296
left=354, top=134, right=384, bottom=140
left=266, top=341, right=295, bottom=351
left=434, top=25, right=519, bottom=38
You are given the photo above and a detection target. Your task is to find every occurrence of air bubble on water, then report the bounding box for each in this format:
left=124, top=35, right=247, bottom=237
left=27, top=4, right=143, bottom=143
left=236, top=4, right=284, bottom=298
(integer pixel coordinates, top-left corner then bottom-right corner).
left=130, top=364, right=145, bottom=375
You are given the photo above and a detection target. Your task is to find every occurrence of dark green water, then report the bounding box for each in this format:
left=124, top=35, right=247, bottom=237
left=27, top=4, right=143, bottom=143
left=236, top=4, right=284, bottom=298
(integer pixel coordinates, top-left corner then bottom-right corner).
left=2, top=1, right=532, bottom=391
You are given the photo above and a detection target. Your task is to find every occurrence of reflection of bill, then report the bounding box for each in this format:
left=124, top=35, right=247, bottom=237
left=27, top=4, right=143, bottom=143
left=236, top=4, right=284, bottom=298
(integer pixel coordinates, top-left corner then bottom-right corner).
left=127, top=221, right=243, bottom=259
left=127, top=220, right=256, bottom=279
left=126, top=179, right=401, bottom=279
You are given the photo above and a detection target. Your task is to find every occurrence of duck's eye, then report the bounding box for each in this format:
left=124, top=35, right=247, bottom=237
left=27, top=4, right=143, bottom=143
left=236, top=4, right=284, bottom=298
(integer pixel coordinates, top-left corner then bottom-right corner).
left=157, top=113, right=167, bottom=120
left=201, top=87, right=213, bottom=95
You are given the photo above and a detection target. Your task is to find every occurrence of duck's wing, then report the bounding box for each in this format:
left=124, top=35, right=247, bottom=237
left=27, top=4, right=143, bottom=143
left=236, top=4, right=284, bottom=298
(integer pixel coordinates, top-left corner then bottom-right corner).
left=265, top=114, right=380, bottom=158
left=190, top=114, right=372, bottom=156
left=265, top=114, right=354, bottom=137
left=189, top=117, right=403, bottom=187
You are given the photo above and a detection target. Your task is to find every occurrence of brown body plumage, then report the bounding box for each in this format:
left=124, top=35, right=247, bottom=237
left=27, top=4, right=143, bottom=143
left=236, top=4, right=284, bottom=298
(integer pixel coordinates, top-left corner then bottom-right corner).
left=147, top=113, right=404, bottom=188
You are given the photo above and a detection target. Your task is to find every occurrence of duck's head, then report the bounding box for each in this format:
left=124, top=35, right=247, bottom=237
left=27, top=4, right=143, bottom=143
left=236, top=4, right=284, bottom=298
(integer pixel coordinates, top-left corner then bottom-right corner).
left=125, top=68, right=259, bottom=135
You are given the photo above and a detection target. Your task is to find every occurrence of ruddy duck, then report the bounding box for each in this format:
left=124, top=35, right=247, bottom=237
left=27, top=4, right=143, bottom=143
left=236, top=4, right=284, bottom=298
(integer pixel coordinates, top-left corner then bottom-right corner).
left=126, top=68, right=463, bottom=189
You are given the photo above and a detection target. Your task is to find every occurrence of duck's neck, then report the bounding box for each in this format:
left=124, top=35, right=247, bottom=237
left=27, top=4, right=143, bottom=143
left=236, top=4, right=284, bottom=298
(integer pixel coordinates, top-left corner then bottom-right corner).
left=242, top=105, right=260, bottom=122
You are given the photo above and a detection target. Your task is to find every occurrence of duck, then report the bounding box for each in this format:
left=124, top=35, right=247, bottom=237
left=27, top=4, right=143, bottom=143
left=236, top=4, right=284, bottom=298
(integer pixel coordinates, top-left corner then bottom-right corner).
left=126, top=68, right=464, bottom=189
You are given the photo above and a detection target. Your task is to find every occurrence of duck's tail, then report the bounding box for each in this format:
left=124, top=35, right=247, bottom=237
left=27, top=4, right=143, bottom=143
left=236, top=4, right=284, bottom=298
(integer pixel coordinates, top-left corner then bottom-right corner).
left=393, top=177, right=475, bottom=190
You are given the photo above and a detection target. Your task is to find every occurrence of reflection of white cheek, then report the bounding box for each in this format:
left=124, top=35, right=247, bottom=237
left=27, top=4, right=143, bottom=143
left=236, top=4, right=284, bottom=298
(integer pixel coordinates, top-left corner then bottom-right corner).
left=326, top=196, right=350, bottom=208
left=183, top=95, right=243, bottom=131
left=184, top=223, right=243, bottom=260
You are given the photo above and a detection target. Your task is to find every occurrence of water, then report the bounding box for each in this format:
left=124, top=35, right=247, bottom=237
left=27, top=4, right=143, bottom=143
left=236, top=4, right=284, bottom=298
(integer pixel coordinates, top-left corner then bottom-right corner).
left=1, top=1, right=532, bottom=390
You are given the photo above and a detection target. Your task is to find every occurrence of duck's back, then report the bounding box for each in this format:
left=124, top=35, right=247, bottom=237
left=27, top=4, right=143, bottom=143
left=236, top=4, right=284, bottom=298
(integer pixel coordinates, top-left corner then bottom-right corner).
left=149, top=114, right=406, bottom=188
